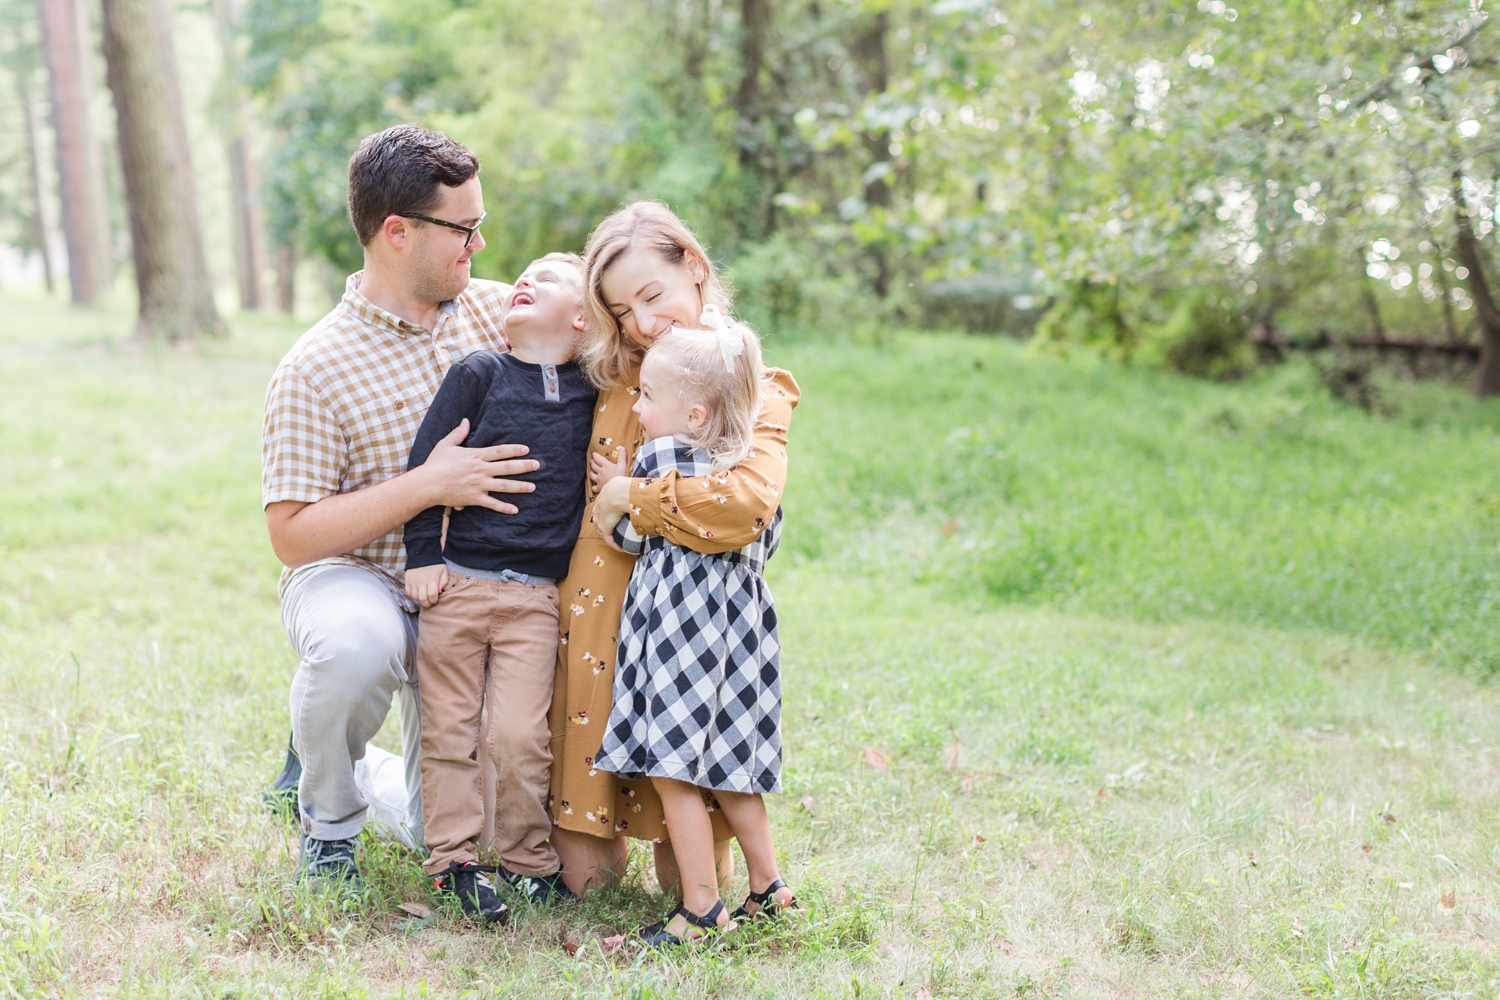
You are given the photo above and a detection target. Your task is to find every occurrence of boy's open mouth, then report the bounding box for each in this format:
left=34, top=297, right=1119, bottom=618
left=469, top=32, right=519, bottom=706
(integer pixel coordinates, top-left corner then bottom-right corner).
left=511, top=290, right=536, bottom=308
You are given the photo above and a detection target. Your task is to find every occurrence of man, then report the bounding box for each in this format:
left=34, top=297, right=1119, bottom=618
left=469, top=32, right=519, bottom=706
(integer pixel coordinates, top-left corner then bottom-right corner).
left=262, top=124, right=536, bottom=884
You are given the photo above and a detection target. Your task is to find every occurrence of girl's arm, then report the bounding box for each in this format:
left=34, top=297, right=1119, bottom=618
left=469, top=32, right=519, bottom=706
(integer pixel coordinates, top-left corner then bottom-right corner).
left=625, top=369, right=799, bottom=554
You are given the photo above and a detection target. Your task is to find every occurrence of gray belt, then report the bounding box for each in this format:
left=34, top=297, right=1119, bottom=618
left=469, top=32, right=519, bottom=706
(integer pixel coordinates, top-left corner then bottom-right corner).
left=444, top=560, right=557, bottom=586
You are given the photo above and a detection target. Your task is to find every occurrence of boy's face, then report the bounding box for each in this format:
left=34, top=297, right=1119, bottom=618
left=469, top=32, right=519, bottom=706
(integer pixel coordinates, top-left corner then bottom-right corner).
left=502, top=259, right=586, bottom=350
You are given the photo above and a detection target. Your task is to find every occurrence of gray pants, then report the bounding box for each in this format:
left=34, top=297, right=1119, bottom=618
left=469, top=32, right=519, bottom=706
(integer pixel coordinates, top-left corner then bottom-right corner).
left=281, top=562, right=424, bottom=843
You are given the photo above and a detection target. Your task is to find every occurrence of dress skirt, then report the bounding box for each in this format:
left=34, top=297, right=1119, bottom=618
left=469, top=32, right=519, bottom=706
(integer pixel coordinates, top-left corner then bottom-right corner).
left=594, top=518, right=783, bottom=794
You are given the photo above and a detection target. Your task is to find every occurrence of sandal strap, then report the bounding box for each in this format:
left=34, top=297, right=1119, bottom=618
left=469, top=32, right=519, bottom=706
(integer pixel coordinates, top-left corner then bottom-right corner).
left=744, top=878, right=788, bottom=906
left=677, top=898, right=725, bottom=929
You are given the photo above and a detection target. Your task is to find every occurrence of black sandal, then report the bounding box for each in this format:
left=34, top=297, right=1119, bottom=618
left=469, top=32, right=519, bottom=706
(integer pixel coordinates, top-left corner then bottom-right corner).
left=731, top=878, right=798, bottom=920
left=638, top=898, right=732, bottom=948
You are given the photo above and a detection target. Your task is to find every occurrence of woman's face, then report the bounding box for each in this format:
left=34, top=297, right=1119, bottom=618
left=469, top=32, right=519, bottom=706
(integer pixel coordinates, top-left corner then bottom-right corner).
left=599, top=246, right=705, bottom=351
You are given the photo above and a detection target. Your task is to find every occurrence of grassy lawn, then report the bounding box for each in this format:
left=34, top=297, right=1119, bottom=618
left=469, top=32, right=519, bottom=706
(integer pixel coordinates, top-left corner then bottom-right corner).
left=4, top=285, right=1500, bottom=997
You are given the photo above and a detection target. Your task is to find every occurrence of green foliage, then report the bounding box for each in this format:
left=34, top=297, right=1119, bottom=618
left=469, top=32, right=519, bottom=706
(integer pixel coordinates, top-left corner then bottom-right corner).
left=234, top=0, right=1500, bottom=360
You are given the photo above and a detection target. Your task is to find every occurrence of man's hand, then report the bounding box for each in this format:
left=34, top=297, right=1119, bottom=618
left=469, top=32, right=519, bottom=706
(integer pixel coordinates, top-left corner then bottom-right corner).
left=589, top=446, right=629, bottom=494
left=420, top=418, right=539, bottom=514
left=265, top=420, right=541, bottom=571
left=405, top=564, right=449, bottom=608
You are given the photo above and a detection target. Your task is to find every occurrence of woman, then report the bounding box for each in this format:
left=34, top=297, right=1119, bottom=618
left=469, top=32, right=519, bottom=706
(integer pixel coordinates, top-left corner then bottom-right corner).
left=547, top=202, right=799, bottom=896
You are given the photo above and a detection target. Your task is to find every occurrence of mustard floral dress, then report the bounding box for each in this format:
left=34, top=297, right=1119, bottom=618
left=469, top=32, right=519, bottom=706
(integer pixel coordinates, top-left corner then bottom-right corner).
left=547, top=368, right=799, bottom=842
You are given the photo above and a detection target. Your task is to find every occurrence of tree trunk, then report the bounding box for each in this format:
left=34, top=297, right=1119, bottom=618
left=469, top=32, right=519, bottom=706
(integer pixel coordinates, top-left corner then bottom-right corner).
left=735, top=0, right=768, bottom=165
left=101, top=0, right=223, bottom=340
left=216, top=0, right=265, bottom=312
left=16, top=59, right=56, bottom=293
left=275, top=239, right=296, bottom=314
left=1452, top=172, right=1500, bottom=396
left=37, top=0, right=106, bottom=304
left=72, top=0, right=115, bottom=290
left=850, top=10, right=892, bottom=296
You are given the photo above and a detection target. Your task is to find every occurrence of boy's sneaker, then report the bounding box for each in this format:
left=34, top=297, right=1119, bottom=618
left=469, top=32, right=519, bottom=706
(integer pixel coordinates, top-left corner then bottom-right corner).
left=300, top=835, right=361, bottom=887
left=497, top=866, right=579, bottom=905
left=431, top=863, right=510, bottom=923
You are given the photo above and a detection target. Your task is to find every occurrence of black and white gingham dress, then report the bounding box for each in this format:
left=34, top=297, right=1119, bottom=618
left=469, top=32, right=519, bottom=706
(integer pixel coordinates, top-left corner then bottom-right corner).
left=593, top=436, right=783, bottom=794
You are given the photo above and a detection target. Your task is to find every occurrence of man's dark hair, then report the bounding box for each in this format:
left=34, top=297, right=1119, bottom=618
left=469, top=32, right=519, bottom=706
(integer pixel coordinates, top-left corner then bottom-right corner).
left=347, top=125, right=480, bottom=247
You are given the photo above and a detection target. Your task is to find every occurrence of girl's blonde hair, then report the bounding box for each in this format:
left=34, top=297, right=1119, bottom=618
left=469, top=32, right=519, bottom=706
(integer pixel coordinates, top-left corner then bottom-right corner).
left=580, top=201, right=732, bottom=388
left=648, top=317, right=764, bottom=472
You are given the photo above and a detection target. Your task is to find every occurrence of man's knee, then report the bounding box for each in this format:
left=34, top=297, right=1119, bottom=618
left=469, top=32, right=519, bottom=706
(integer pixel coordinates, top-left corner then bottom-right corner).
left=305, top=605, right=409, bottom=690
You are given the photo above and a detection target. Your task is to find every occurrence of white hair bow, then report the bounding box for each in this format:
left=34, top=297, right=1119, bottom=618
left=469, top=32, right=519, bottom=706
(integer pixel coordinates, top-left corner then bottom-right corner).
left=698, top=304, right=744, bottom=372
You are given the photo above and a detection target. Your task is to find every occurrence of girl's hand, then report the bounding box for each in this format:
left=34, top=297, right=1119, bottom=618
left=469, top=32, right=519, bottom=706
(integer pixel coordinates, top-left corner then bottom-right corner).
left=404, top=564, right=449, bottom=608
left=594, top=476, right=632, bottom=551
left=589, top=447, right=629, bottom=494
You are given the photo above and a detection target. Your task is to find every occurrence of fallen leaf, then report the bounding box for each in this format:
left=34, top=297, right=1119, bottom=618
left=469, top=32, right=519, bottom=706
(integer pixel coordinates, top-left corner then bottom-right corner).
left=397, top=902, right=433, bottom=919
left=1184, top=708, right=1195, bottom=721
left=1399, top=882, right=1415, bottom=890
left=800, top=795, right=819, bottom=817
left=1384, top=812, right=1397, bottom=824
left=941, top=743, right=962, bottom=772
left=959, top=774, right=976, bottom=795
left=940, top=518, right=958, bottom=537
left=600, top=933, right=627, bottom=955
left=916, top=989, right=933, bottom=1000
left=860, top=746, right=890, bottom=772
left=561, top=940, right=579, bottom=957
left=1291, top=917, right=1305, bottom=938
left=1096, top=787, right=1109, bottom=800
left=972, top=833, right=986, bottom=845
left=1441, top=891, right=1457, bottom=909
left=1360, top=844, right=1372, bottom=854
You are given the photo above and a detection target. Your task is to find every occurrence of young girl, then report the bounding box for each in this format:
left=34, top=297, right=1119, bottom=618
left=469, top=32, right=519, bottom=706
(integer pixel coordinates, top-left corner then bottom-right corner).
left=592, top=311, right=796, bottom=945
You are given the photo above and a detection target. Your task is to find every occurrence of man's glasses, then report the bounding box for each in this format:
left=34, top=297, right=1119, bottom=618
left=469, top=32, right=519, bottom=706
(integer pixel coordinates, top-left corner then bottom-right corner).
left=398, top=210, right=488, bottom=248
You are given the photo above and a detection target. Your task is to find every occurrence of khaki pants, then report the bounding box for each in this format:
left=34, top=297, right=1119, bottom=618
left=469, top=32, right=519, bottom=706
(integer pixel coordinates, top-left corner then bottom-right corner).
left=417, top=571, right=561, bottom=876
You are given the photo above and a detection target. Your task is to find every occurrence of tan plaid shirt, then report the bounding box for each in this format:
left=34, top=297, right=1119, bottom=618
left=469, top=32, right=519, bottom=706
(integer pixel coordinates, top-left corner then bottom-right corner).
left=262, top=272, right=511, bottom=598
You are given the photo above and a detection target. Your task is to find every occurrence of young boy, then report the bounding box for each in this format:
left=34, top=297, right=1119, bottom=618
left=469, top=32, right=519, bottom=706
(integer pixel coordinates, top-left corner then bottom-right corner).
left=403, top=252, right=594, bottom=921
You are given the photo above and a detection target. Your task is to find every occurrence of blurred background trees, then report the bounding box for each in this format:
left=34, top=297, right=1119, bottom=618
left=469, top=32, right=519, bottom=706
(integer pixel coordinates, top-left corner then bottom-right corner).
left=2, top=0, right=1499, bottom=384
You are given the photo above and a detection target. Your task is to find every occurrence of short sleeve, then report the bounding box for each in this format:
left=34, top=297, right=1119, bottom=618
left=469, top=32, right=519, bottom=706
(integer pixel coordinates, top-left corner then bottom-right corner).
left=262, top=362, right=347, bottom=507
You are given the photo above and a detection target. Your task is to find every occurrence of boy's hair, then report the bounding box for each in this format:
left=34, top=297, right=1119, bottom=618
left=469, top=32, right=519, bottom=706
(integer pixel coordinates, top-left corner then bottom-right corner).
left=580, top=202, right=731, bottom=388
left=531, top=251, right=585, bottom=278
left=649, top=320, right=764, bottom=472
left=347, top=125, right=480, bottom=247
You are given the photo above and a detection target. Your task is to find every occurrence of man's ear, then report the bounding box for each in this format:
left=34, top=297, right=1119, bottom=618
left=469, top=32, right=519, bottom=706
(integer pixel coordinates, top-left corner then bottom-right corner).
left=380, top=215, right=410, bottom=252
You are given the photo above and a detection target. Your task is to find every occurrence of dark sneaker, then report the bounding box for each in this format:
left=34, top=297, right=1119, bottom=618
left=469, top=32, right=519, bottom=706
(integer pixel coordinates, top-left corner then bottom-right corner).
left=265, top=735, right=301, bottom=824
left=497, top=866, right=578, bottom=905
left=300, top=835, right=360, bottom=886
left=431, top=863, right=509, bottom=923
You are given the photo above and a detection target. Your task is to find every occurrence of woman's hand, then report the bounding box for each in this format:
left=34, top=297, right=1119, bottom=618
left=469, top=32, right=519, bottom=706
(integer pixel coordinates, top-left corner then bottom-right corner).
left=594, top=476, right=631, bottom=551
left=404, top=564, right=449, bottom=608
left=589, top=447, right=629, bottom=494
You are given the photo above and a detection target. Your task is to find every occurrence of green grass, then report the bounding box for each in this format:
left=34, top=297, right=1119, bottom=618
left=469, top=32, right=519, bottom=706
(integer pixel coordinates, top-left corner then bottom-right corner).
left=4, top=283, right=1500, bottom=997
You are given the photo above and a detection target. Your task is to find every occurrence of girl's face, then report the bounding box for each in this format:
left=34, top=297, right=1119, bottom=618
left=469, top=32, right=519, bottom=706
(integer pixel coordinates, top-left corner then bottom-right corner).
left=600, top=246, right=706, bottom=351
left=634, top=349, right=708, bottom=441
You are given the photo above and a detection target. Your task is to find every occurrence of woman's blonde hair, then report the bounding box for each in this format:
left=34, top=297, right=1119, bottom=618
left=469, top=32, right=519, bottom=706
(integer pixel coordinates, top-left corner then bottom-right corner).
left=580, top=201, right=732, bottom=388
left=648, top=319, right=764, bottom=472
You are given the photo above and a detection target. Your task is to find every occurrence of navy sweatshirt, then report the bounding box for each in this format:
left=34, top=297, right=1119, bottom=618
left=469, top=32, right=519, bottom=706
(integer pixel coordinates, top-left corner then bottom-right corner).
left=404, top=351, right=597, bottom=579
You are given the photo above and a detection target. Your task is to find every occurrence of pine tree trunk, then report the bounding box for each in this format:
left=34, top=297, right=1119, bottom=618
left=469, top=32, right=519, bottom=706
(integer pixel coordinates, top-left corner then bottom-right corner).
left=16, top=60, right=56, bottom=293
left=37, top=0, right=105, bottom=304
left=227, top=132, right=267, bottom=311
left=1452, top=173, right=1500, bottom=396
left=275, top=239, right=296, bottom=314
left=101, top=0, right=224, bottom=340
left=216, top=0, right=265, bottom=312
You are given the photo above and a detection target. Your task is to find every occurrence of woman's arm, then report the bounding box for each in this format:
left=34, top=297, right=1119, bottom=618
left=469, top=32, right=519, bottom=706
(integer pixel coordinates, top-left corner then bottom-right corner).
left=622, top=369, right=799, bottom=555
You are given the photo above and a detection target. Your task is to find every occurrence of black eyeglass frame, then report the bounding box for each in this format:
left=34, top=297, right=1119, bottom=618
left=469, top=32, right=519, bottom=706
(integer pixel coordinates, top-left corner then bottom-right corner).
left=397, top=210, right=488, bottom=248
